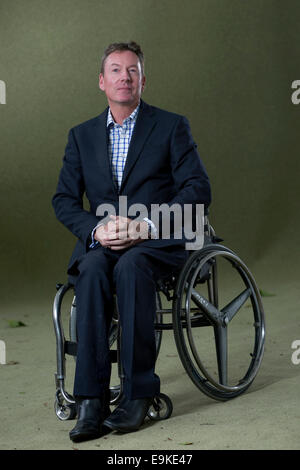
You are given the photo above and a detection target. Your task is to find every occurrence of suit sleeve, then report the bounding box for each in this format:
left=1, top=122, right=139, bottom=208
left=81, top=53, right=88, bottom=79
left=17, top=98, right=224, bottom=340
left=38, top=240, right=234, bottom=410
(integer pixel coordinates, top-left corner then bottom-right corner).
left=169, top=115, right=211, bottom=207
left=52, top=128, right=100, bottom=250
left=148, top=115, right=211, bottom=239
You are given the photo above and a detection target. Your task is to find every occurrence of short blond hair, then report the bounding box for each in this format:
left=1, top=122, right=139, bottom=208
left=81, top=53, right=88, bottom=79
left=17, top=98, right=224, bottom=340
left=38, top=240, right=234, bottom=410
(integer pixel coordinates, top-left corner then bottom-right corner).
left=100, top=41, right=144, bottom=75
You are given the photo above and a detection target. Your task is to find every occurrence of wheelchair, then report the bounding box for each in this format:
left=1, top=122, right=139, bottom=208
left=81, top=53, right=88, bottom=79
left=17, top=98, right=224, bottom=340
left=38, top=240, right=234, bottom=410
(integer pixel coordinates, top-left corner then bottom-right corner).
left=52, top=213, right=266, bottom=422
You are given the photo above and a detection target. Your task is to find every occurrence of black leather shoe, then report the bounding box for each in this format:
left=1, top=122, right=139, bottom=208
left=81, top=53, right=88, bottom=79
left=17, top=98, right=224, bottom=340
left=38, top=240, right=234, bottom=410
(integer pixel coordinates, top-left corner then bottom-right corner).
left=69, top=396, right=111, bottom=443
left=102, top=396, right=153, bottom=433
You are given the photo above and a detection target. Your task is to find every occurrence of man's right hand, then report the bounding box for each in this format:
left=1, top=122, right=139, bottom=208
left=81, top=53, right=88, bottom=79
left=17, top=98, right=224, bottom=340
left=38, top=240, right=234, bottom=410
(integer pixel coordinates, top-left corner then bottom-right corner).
left=94, top=215, right=149, bottom=250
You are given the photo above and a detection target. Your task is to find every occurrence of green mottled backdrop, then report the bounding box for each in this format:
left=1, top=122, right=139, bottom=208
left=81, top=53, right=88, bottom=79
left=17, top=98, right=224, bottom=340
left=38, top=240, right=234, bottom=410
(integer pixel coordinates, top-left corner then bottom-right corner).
left=0, top=0, right=299, bottom=306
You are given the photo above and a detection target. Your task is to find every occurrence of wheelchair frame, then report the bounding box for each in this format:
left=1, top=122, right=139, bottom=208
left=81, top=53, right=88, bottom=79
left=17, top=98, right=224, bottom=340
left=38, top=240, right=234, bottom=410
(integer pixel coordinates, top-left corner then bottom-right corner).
left=52, top=215, right=266, bottom=420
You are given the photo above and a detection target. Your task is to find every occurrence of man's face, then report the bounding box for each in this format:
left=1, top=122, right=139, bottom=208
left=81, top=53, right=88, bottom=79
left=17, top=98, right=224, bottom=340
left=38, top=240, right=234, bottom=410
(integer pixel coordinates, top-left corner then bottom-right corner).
left=99, top=50, right=145, bottom=108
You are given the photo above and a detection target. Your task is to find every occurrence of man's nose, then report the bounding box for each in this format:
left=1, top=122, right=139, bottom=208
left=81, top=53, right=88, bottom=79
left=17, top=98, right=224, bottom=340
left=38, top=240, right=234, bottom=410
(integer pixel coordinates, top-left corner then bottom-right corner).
left=120, top=68, right=131, bottom=81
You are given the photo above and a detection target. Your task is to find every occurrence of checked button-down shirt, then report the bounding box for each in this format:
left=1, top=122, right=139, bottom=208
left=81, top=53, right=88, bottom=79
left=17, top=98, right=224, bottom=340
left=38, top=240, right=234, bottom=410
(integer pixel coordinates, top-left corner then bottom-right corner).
left=90, top=103, right=157, bottom=248
left=108, top=104, right=139, bottom=190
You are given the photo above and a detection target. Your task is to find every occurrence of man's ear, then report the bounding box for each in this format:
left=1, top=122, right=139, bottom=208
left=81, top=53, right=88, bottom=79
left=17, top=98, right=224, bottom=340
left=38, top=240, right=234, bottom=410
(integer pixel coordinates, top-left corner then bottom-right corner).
left=141, top=75, right=146, bottom=92
left=99, top=73, right=105, bottom=91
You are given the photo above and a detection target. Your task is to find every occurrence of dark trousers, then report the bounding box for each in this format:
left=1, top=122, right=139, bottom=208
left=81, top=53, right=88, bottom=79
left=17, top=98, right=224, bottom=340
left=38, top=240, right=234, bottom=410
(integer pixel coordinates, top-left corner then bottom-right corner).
left=73, top=243, right=188, bottom=400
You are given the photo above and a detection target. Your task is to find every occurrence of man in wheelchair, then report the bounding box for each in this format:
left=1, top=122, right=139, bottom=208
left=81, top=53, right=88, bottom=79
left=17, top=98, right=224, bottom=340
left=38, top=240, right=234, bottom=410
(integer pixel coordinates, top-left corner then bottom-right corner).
left=52, top=41, right=211, bottom=443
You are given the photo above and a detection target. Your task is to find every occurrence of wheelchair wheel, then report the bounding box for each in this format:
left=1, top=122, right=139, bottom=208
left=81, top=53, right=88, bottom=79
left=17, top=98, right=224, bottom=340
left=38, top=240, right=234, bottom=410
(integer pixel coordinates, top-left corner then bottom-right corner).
left=172, top=244, right=265, bottom=401
left=147, top=393, right=173, bottom=421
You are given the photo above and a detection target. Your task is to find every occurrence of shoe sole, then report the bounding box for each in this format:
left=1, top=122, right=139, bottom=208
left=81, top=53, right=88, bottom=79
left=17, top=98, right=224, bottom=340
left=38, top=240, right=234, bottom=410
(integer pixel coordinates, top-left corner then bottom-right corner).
left=102, top=420, right=142, bottom=433
left=70, top=432, right=101, bottom=443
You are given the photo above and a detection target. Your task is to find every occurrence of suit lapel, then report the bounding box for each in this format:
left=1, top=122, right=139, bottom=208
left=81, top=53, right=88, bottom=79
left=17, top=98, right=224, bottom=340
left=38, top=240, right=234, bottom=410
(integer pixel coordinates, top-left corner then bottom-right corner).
left=119, top=100, right=157, bottom=193
left=90, top=101, right=157, bottom=195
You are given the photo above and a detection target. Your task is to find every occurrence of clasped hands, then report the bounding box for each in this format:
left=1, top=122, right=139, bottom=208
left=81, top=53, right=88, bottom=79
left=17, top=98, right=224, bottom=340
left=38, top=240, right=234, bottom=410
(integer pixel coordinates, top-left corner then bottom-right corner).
left=94, top=215, right=149, bottom=250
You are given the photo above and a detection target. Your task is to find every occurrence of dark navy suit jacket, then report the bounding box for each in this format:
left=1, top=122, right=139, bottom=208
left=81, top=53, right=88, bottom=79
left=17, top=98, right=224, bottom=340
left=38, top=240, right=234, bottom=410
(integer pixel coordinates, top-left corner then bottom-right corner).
left=52, top=100, right=211, bottom=275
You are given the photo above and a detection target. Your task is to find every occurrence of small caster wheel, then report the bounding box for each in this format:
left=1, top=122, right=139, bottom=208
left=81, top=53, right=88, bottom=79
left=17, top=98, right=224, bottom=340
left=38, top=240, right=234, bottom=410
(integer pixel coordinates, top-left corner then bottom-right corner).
left=54, top=394, right=77, bottom=421
left=147, top=393, right=173, bottom=421
left=109, top=385, right=122, bottom=404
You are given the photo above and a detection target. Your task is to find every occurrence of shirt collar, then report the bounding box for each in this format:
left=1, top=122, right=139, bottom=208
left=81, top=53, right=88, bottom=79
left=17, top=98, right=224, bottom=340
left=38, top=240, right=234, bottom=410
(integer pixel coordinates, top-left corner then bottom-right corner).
left=107, top=103, right=140, bottom=128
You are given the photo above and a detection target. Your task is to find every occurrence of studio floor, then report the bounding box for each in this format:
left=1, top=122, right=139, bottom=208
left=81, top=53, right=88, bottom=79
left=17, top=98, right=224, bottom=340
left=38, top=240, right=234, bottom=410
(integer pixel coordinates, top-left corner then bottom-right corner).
left=0, top=256, right=299, bottom=451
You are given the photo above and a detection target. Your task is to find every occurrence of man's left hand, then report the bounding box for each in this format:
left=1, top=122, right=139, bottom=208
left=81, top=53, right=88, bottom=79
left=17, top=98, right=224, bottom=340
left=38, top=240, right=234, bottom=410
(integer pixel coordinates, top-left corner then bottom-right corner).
left=95, top=215, right=149, bottom=250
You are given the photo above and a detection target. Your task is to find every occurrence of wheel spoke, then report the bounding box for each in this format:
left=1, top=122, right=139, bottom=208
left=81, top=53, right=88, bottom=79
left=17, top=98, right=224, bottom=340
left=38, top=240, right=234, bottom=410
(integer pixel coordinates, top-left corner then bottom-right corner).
left=221, top=288, right=251, bottom=323
left=214, top=325, right=228, bottom=385
left=190, top=288, right=222, bottom=325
